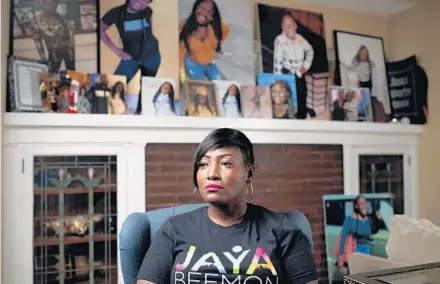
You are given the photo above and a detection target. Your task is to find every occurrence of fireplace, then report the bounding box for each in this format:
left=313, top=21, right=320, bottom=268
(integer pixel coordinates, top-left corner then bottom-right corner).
left=145, top=143, right=344, bottom=282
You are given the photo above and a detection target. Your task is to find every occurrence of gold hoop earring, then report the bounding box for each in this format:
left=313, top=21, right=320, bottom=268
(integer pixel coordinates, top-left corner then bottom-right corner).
left=247, top=183, right=254, bottom=202
left=193, top=187, right=198, bottom=195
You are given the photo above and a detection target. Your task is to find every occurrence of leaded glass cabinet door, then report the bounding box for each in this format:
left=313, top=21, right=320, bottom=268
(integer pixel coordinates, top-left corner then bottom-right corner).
left=351, top=146, right=416, bottom=217
left=9, top=145, right=128, bottom=284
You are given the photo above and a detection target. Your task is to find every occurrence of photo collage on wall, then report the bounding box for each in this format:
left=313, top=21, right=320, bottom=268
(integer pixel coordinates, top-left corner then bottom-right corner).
left=6, top=0, right=428, bottom=123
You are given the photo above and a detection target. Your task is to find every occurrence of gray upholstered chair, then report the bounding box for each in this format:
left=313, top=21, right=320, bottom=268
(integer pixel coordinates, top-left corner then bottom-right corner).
left=119, top=204, right=313, bottom=284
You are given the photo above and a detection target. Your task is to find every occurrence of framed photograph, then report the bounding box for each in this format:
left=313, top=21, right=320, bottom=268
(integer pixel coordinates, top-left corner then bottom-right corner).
left=141, top=77, right=179, bottom=117
left=178, top=0, right=255, bottom=85
left=257, top=73, right=297, bottom=119
left=213, top=80, right=242, bottom=118
left=7, top=55, right=49, bottom=112
left=256, top=4, right=329, bottom=119
left=323, top=193, right=394, bottom=283
left=99, top=0, right=162, bottom=113
left=10, top=0, right=99, bottom=74
left=330, top=86, right=373, bottom=122
left=183, top=80, right=218, bottom=117
left=333, top=31, right=391, bottom=118
left=240, top=86, right=272, bottom=119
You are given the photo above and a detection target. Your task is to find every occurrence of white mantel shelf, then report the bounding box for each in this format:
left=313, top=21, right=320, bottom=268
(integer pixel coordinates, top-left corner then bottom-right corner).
left=4, top=112, right=424, bottom=146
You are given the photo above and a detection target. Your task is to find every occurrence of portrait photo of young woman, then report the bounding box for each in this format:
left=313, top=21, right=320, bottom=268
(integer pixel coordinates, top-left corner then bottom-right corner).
left=213, top=80, right=242, bottom=118
left=100, top=0, right=162, bottom=114
left=178, top=0, right=255, bottom=85
left=141, top=77, right=179, bottom=117
left=184, top=81, right=218, bottom=117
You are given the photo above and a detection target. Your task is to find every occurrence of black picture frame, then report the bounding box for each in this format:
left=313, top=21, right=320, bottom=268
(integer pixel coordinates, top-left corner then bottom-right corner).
left=333, top=30, right=392, bottom=121
left=9, top=0, right=101, bottom=74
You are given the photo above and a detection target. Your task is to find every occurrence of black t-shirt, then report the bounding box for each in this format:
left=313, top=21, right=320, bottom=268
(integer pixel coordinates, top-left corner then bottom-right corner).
left=138, top=203, right=317, bottom=284
left=101, top=5, right=159, bottom=61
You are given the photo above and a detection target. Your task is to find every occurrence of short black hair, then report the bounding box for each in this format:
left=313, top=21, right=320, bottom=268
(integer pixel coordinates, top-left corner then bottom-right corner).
left=193, top=128, right=254, bottom=188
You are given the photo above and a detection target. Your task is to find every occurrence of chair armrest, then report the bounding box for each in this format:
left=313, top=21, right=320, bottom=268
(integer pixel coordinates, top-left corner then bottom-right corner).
left=119, top=212, right=151, bottom=284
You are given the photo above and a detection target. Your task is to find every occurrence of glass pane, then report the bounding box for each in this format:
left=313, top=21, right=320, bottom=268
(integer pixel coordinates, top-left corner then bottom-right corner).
left=359, top=155, right=404, bottom=214
left=33, top=156, right=118, bottom=284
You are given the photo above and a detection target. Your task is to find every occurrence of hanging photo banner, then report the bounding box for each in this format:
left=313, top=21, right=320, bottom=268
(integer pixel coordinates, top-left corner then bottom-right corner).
left=386, top=55, right=428, bottom=124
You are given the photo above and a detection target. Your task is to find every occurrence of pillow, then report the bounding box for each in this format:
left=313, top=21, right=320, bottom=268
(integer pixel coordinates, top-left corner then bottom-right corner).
left=386, top=215, right=440, bottom=265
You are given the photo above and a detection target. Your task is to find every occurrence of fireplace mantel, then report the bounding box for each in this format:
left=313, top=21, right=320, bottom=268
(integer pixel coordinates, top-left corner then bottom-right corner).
left=2, top=112, right=423, bottom=284
left=3, top=113, right=424, bottom=145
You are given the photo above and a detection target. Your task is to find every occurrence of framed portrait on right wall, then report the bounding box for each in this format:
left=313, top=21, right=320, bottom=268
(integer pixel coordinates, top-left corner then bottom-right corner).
left=333, top=31, right=391, bottom=122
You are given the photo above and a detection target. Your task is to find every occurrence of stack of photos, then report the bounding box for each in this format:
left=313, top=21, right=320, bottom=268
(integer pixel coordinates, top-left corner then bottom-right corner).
left=330, top=86, right=373, bottom=122
left=8, top=0, right=409, bottom=125
left=141, top=77, right=180, bottom=117
left=323, top=193, right=394, bottom=283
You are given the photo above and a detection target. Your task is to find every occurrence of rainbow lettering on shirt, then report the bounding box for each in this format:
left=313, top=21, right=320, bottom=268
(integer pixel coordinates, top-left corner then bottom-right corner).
left=174, top=245, right=278, bottom=283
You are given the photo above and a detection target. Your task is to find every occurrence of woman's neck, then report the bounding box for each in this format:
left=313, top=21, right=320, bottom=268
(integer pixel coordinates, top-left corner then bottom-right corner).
left=207, top=202, right=247, bottom=227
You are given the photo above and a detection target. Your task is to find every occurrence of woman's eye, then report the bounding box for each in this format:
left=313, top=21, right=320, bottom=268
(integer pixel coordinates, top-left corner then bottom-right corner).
left=221, top=162, right=233, bottom=167
left=199, top=162, right=208, bottom=168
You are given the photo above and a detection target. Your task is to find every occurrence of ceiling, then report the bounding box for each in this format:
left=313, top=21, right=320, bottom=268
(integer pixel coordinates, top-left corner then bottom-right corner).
left=297, top=0, right=418, bottom=16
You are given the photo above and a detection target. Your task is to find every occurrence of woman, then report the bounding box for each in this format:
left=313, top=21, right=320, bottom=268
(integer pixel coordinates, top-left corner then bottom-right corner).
left=188, top=85, right=218, bottom=117
left=347, top=45, right=375, bottom=92
left=179, top=0, right=231, bottom=81
left=337, top=195, right=384, bottom=269
left=273, top=12, right=314, bottom=120
left=343, top=90, right=358, bottom=121
left=222, top=84, right=242, bottom=117
left=270, top=80, right=295, bottom=119
left=152, top=81, right=177, bottom=116
left=30, top=0, right=75, bottom=73
left=137, top=128, right=318, bottom=284
left=108, top=81, right=126, bottom=115
left=101, top=0, right=161, bottom=114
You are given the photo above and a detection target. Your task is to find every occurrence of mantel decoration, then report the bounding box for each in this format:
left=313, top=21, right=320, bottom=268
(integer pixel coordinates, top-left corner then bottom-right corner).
left=5, top=0, right=428, bottom=126
left=386, top=55, right=429, bottom=124
left=333, top=31, right=391, bottom=123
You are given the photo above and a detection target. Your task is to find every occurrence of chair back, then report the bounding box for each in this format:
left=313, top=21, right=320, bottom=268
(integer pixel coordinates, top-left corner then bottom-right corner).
left=119, top=204, right=313, bottom=284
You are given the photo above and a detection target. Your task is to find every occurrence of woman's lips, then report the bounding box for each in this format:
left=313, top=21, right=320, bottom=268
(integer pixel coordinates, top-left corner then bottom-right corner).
left=205, top=184, right=222, bottom=192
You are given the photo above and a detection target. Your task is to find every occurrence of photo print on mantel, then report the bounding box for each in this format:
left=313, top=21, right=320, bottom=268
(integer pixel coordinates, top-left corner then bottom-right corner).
left=256, top=4, right=330, bottom=120
left=11, top=0, right=99, bottom=73
left=142, top=77, right=180, bottom=117
left=178, top=0, right=255, bottom=85
left=334, top=31, right=391, bottom=122
left=100, top=0, right=163, bottom=115
left=213, top=80, right=242, bottom=118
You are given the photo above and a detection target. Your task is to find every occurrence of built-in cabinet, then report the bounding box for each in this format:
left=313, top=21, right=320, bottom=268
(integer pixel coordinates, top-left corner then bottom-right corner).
left=2, top=113, right=422, bottom=284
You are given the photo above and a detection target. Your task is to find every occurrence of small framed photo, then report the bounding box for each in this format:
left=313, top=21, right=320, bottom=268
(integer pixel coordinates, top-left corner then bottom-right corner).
left=213, top=80, right=242, bottom=118
left=330, top=86, right=373, bottom=122
left=7, top=55, right=49, bottom=112
left=240, top=86, right=272, bottom=119
left=142, top=77, right=179, bottom=117
left=183, top=80, right=218, bottom=117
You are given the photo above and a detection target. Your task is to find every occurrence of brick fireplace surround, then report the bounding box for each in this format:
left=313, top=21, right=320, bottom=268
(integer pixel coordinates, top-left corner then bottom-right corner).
left=146, top=143, right=344, bottom=282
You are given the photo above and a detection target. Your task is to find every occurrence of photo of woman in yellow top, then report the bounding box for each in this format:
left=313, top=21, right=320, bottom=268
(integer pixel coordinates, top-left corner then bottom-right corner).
left=187, top=84, right=218, bottom=117
left=179, top=0, right=231, bottom=81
